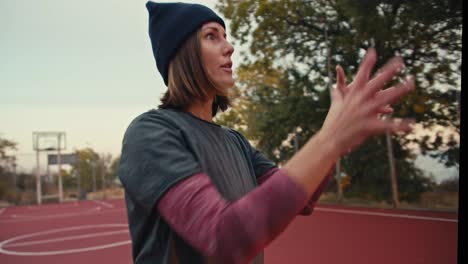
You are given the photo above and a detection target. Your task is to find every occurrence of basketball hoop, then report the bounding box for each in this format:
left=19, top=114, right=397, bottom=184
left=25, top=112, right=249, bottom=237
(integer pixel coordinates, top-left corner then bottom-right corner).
left=32, top=131, right=67, bottom=205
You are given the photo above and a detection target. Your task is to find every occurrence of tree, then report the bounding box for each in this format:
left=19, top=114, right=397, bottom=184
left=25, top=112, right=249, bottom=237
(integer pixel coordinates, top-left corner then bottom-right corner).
left=215, top=0, right=460, bottom=201
left=108, top=155, right=121, bottom=186
left=0, top=137, right=17, bottom=202
left=69, top=148, right=109, bottom=193
left=99, top=152, right=113, bottom=190
left=66, top=148, right=118, bottom=192
left=0, top=137, right=15, bottom=160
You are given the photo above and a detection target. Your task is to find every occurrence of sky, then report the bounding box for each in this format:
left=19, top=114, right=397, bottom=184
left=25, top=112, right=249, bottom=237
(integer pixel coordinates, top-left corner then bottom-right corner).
left=1, top=0, right=458, bottom=182
left=1, top=0, right=223, bottom=172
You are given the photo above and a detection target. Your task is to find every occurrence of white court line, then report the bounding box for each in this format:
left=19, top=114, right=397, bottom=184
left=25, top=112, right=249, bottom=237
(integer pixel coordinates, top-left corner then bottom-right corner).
left=0, top=240, right=131, bottom=256
left=4, top=230, right=128, bottom=248
left=0, top=208, right=5, bottom=216
left=0, top=224, right=131, bottom=256
left=0, top=208, right=125, bottom=224
left=12, top=206, right=100, bottom=219
left=93, top=200, right=114, bottom=208
left=27, top=202, right=78, bottom=210
left=315, top=207, right=458, bottom=223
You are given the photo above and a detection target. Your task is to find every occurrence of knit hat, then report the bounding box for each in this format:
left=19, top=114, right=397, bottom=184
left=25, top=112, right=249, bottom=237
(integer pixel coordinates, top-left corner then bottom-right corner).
left=146, top=1, right=226, bottom=86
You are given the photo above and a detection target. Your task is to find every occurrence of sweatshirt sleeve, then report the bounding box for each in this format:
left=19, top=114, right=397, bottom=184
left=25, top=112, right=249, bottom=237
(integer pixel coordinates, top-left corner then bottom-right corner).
left=157, top=169, right=308, bottom=264
left=257, top=166, right=334, bottom=215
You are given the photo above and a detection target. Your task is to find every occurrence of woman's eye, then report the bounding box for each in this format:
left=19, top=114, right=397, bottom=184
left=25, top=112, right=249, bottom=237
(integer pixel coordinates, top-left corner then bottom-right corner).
left=207, top=33, right=215, bottom=40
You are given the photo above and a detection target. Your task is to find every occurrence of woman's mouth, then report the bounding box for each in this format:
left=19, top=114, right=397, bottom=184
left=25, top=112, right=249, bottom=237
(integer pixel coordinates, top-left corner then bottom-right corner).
left=221, top=61, right=232, bottom=73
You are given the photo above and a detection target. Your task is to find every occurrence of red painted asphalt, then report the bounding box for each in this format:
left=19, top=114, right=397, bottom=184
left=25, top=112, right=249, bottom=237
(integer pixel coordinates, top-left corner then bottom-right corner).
left=0, top=199, right=458, bottom=264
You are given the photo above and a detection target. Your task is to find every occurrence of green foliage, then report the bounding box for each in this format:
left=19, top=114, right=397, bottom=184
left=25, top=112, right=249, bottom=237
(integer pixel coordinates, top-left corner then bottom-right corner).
left=0, top=137, right=122, bottom=203
left=108, top=155, right=120, bottom=185
left=0, top=137, right=17, bottom=159
left=73, top=148, right=99, bottom=192
left=215, top=0, right=460, bottom=200
left=338, top=135, right=434, bottom=202
left=15, top=172, right=35, bottom=192
left=0, top=137, right=17, bottom=202
left=61, top=169, right=75, bottom=190
left=66, top=149, right=119, bottom=193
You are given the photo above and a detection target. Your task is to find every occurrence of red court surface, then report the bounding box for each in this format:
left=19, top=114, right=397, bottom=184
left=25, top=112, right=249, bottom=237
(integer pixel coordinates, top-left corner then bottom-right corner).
left=0, top=199, right=458, bottom=264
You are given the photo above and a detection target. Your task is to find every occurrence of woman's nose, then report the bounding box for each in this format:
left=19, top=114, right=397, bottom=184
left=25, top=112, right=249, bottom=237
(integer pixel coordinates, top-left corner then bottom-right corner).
left=223, top=41, right=234, bottom=57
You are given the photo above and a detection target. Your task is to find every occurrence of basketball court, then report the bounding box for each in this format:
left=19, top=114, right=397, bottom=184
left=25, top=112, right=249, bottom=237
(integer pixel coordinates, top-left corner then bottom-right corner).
left=0, top=199, right=458, bottom=263
left=0, top=199, right=131, bottom=264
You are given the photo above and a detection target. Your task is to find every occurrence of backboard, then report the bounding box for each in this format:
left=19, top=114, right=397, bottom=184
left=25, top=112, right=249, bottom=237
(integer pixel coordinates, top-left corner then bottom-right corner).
left=32, top=131, right=66, bottom=151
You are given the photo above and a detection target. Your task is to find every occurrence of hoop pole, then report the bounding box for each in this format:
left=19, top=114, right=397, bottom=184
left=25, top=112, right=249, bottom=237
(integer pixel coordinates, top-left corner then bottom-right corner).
left=58, top=134, right=63, bottom=202
left=36, top=150, right=42, bottom=205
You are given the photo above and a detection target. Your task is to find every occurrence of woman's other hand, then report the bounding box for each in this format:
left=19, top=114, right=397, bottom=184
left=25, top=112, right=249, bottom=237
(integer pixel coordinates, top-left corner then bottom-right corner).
left=320, top=48, right=415, bottom=156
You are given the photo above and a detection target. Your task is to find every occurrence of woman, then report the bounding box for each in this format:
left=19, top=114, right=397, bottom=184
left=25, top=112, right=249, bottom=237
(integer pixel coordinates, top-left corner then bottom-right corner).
left=118, top=2, right=415, bottom=264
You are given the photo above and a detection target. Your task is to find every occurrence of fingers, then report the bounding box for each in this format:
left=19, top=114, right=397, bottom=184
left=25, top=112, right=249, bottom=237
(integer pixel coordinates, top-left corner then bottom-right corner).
left=377, top=105, right=394, bottom=114
left=353, top=48, right=377, bottom=88
left=375, top=86, right=398, bottom=100
left=361, top=77, right=414, bottom=116
left=374, top=87, right=402, bottom=113
left=331, top=85, right=343, bottom=101
left=374, top=76, right=415, bottom=107
left=367, top=118, right=415, bottom=135
left=364, top=56, right=405, bottom=98
left=336, top=64, right=347, bottom=95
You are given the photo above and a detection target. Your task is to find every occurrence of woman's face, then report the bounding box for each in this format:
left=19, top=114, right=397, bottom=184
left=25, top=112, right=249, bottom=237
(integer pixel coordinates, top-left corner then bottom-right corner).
left=200, top=22, right=235, bottom=92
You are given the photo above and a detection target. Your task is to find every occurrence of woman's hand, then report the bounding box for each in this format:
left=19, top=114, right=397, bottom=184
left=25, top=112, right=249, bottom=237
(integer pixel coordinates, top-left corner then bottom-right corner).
left=320, top=48, right=415, bottom=157
left=283, top=48, right=415, bottom=197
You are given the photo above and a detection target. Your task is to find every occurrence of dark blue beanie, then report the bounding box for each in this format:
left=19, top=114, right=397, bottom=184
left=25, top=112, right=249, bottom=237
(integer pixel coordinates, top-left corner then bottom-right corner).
left=146, top=1, right=226, bottom=86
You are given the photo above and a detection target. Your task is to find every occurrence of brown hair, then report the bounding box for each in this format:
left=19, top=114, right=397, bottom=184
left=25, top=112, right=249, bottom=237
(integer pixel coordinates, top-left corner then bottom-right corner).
left=159, top=29, right=230, bottom=117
